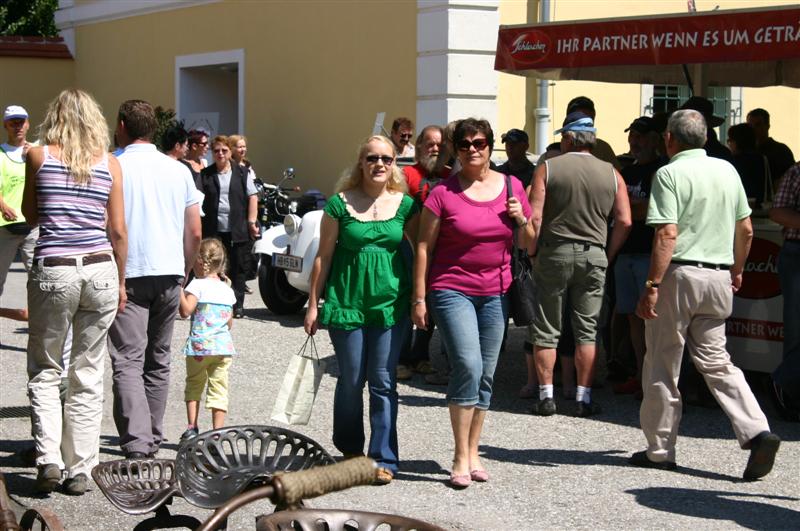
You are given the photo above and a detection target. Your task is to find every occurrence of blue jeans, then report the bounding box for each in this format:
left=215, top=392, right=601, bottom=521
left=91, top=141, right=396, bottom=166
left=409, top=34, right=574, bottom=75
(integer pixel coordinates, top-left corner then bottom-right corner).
left=429, top=290, right=507, bottom=409
left=773, top=241, right=800, bottom=396
left=328, top=318, right=408, bottom=474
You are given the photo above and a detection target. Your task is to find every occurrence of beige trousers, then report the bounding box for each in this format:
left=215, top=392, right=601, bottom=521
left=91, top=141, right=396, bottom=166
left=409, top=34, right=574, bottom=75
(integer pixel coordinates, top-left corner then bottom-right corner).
left=27, top=256, right=118, bottom=477
left=640, top=264, right=769, bottom=463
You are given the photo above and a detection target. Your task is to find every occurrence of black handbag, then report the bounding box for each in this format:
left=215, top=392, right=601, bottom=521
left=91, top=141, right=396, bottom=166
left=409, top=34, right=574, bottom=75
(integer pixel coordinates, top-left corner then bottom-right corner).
left=505, top=175, right=536, bottom=327
left=3, top=222, right=31, bottom=236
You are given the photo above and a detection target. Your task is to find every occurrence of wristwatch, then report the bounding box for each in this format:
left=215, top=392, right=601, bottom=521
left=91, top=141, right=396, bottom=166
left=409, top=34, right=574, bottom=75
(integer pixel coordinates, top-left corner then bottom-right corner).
left=517, top=216, right=528, bottom=227
left=645, top=280, right=660, bottom=289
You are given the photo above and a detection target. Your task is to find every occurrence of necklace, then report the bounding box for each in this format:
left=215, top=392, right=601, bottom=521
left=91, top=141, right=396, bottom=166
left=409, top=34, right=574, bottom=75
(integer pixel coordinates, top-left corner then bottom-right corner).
left=373, top=200, right=379, bottom=220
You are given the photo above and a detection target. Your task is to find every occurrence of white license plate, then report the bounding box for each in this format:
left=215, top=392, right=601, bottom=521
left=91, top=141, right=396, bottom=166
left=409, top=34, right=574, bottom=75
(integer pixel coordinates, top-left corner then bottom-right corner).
left=272, top=253, right=302, bottom=272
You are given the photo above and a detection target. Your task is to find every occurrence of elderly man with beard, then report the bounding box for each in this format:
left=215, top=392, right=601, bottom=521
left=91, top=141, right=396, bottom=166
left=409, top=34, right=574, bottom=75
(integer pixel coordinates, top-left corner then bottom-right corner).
left=396, top=125, right=450, bottom=381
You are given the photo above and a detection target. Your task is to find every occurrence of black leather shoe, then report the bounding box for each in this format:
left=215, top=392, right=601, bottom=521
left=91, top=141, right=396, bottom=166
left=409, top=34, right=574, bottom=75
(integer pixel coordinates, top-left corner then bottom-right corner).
left=530, top=397, right=556, bottom=416
left=743, top=431, right=780, bottom=481
left=628, top=451, right=677, bottom=471
left=574, top=400, right=602, bottom=418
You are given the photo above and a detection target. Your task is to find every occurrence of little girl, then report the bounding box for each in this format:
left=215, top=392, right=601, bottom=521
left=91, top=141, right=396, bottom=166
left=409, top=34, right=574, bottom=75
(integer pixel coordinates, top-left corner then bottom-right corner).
left=179, top=238, right=237, bottom=441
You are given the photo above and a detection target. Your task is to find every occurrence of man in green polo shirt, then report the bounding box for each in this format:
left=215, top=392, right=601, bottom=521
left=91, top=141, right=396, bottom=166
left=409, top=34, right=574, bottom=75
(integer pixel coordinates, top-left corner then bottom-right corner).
left=0, top=105, right=37, bottom=299
left=628, top=109, right=780, bottom=480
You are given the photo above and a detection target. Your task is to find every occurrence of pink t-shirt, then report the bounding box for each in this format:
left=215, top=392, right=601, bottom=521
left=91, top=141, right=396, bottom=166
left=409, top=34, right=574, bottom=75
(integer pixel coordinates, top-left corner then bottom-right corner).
left=424, top=174, right=532, bottom=296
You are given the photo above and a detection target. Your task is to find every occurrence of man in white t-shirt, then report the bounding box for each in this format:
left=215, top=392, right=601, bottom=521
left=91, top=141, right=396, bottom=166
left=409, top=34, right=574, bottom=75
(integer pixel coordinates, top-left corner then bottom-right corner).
left=108, top=99, right=202, bottom=459
left=0, top=105, right=37, bottom=298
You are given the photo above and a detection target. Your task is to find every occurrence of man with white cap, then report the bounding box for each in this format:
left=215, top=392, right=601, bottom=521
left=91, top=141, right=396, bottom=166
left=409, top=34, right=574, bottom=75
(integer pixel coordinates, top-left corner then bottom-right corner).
left=0, top=105, right=37, bottom=298
left=528, top=111, right=631, bottom=417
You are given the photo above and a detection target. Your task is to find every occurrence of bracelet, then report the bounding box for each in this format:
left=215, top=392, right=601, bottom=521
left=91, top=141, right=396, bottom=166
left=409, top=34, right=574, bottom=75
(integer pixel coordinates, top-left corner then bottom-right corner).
left=412, top=298, right=426, bottom=305
left=247, top=221, right=257, bottom=226
left=517, top=216, right=527, bottom=227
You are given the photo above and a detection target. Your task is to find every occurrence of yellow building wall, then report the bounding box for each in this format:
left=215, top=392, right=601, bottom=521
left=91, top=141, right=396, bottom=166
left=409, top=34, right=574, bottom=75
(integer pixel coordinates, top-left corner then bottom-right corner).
left=0, top=57, right=75, bottom=136
left=68, top=0, right=416, bottom=194
left=498, top=0, right=800, bottom=158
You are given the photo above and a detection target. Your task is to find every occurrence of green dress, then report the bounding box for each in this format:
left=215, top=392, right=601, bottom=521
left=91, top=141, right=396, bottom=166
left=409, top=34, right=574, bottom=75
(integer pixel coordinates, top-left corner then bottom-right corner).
left=319, top=193, right=417, bottom=330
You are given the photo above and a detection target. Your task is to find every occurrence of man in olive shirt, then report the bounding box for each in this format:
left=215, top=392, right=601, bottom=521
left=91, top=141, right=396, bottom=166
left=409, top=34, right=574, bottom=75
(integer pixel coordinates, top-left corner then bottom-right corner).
left=529, top=112, right=631, bottom=418
left=630, top=109, right=780, bottom=480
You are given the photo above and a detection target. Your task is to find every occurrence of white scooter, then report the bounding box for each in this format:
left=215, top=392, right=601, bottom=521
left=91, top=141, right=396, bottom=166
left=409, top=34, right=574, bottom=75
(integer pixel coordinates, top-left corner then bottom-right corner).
left=252, top=169, right=325, bottom=314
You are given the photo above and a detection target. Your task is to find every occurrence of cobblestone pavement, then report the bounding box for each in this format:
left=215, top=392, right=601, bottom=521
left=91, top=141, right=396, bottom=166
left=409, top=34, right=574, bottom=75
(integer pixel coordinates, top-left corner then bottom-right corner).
left=1, top=265, right=799, bottom=530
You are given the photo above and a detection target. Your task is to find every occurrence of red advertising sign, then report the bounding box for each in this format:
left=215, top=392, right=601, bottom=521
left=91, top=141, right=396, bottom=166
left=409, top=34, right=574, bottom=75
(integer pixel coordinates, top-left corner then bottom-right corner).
left=726, top=317, right=783, bottom=342
left=496, top=7, right=800, bottom=72
left=737, top=237, right=782, bottom=300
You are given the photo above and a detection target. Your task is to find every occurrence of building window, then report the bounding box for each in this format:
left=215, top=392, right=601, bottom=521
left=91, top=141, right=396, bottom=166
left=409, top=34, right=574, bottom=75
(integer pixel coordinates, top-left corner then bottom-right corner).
left=645, top=85, right=741, bottom=143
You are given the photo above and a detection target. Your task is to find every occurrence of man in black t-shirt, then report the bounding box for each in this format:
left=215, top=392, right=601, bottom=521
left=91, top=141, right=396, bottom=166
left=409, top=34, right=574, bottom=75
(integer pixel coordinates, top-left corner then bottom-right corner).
left=613, top=116, right=667, bottom=397
left=747, top=108, right=796, bottom=190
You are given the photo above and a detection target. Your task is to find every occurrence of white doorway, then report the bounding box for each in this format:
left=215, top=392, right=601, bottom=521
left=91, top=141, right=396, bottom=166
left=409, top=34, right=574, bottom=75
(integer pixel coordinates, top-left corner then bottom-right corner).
left=175, top=49, right=245, bottom=141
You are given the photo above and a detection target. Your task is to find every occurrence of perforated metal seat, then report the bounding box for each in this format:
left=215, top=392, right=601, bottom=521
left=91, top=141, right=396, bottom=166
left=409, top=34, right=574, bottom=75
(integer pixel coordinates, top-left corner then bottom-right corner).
left=255, top=509, right=447, bottom=531
left=175, top=425, right=335, bottom=510
left=91, top=458, right=179, bottom=515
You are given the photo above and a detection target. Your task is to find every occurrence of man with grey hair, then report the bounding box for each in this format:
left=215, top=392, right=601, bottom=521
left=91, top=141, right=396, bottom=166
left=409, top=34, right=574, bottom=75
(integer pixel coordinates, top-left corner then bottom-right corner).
left=528, top=111, right=631, bottom=417
left=629, top=109, right=780, bottom=480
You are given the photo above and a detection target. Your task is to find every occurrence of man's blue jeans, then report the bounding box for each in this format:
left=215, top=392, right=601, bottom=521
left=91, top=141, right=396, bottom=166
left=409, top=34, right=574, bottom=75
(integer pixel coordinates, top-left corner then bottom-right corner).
left=328, top=318, right=408, bottom=474
left=429, top=290, right=507, bottom=409
left=773, top=240, right=800, bottom=399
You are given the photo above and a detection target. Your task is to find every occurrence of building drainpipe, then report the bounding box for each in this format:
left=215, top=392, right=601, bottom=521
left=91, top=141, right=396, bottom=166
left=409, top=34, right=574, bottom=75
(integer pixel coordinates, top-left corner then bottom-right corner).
left=534, top=0, right=551, bottom=156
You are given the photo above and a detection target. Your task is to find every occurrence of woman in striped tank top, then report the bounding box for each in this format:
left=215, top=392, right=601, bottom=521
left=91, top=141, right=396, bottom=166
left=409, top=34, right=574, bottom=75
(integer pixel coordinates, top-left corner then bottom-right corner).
left=21, top=89, right=127, bottom=496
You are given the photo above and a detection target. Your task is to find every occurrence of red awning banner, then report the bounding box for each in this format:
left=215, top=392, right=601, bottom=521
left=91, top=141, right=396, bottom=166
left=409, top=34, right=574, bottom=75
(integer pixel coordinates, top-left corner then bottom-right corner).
left=495, top=6, right=800, bottom=87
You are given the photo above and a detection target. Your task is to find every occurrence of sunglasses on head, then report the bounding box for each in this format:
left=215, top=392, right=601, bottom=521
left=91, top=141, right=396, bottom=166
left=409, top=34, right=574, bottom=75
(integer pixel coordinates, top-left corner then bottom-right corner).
left=456, top=138, right=489, bottom=151
left=365, top=155, right=394, bottom=165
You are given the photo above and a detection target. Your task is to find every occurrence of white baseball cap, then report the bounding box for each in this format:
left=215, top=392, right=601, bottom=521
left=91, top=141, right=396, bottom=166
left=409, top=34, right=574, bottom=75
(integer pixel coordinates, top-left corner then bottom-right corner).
left=3, top=105, right=28, bottom=122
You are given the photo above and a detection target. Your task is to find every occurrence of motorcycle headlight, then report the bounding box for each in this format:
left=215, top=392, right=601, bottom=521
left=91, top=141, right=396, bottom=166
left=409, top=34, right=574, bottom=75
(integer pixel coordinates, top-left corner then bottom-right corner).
left=283, top=214, right=301, bottom=236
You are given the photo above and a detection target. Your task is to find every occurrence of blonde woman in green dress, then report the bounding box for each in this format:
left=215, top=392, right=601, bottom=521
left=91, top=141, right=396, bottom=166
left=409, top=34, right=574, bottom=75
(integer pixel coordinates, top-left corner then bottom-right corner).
left=305, top=135, right=418, bottom=485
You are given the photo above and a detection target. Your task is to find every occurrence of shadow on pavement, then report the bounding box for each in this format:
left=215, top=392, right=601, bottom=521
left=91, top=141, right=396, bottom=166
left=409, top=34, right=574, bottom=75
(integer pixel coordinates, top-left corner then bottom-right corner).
left=626, top=487, right=800, bottom=528
left=480, top=445, right=744, bottom=482
left=241, top=307, right=305, bottom=328
left=395, top=459, right=449, bottom=483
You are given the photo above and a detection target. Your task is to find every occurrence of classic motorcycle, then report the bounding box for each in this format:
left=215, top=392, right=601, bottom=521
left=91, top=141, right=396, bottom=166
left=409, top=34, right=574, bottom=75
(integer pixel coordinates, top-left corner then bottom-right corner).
left=252, top=168, right=326, bottom=314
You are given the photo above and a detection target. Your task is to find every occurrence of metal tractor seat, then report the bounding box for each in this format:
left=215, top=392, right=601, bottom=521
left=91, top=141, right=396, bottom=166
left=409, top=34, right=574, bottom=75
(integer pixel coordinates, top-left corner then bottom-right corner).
left=92, top=425, right=334, bottom=530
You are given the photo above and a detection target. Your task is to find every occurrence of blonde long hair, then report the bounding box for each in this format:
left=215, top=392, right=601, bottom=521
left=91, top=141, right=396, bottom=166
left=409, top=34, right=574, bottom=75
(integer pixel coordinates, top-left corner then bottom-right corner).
left=334, top=135, right=407, bottom=194
left=38, top=89, right=110, bottom=185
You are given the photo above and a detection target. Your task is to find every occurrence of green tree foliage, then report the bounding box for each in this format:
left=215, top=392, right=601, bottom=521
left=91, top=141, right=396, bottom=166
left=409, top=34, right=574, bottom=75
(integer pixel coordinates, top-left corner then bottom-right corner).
left=0, top=0, right=59, bottom=37
left=153, top=107, right=183, bottom=153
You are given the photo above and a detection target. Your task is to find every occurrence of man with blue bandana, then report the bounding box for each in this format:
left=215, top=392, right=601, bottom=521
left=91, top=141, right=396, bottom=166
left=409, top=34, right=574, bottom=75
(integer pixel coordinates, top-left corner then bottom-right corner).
left=528, top=112, right=632, bottom=417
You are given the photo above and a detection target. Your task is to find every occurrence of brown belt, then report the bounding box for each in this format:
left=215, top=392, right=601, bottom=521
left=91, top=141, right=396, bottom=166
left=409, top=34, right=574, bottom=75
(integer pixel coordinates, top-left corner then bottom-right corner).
left=42, top=254, right=112, bottom=267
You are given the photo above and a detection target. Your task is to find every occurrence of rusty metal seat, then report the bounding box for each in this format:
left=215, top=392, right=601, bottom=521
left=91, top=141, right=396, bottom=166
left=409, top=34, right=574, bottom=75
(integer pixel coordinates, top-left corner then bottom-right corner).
left=90, top=458, right=199, bottom=531
left=175, top=425, right=335, bottom=510
left=255, top=509, right=446, bottom=531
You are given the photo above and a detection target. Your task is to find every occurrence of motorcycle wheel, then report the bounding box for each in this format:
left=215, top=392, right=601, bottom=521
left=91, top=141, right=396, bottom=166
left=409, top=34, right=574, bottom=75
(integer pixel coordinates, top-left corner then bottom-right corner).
left=258, top=259, right=308, bottom=315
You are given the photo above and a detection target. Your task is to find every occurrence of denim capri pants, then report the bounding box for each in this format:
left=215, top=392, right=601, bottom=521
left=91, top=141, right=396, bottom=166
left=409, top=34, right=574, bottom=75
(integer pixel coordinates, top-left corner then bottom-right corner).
left=429, top=289, right=508, bottom=409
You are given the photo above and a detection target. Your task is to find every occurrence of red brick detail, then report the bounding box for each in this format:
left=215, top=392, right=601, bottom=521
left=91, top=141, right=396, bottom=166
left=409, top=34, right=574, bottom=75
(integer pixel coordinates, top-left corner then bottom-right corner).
left=0, top=37, right=72, bottom=59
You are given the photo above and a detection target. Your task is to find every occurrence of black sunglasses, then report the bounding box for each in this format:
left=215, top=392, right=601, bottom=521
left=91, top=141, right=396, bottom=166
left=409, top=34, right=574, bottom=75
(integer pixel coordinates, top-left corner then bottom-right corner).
left=399, top=133, right=413, bottom=140
left=365, top=155, right=394, bottom=165
left=456, top=138, right=489, bottom=151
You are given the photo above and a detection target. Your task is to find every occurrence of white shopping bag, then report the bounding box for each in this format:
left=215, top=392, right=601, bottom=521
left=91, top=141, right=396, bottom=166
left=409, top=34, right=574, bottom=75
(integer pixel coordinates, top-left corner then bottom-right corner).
left=270, top=335, right=324, bottom=425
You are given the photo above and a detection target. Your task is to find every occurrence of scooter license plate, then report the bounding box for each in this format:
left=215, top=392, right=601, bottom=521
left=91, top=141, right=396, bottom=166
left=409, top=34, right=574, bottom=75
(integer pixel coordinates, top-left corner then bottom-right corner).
left=272, top=253, right=303, bottom=272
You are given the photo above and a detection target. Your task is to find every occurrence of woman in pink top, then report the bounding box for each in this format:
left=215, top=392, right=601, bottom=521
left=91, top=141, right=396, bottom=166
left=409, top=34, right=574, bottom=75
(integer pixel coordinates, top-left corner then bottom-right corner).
left=413, top=118, right=533, bottom=488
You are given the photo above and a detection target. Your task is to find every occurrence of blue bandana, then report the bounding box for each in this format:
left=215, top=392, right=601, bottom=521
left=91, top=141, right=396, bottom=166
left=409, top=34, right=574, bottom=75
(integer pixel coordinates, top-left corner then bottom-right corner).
left=554, top=112, right=597, bottom=134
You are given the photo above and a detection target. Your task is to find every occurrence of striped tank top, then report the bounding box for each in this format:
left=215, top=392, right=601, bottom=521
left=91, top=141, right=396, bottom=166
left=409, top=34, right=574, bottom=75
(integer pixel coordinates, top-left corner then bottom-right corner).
left=34, top=146, right=113, bottom=258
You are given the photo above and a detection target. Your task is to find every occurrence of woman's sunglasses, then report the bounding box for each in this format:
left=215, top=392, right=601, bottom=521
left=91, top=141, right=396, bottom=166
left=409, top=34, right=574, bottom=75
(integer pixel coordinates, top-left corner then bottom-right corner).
left=365, top=155, right=395, bottom=165
left=456, top=138, right=489, bottom=151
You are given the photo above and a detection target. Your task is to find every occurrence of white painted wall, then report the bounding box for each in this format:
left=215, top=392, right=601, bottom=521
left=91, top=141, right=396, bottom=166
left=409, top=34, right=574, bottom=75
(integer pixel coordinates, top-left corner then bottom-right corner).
left=417, top=0, right=499, bottom=132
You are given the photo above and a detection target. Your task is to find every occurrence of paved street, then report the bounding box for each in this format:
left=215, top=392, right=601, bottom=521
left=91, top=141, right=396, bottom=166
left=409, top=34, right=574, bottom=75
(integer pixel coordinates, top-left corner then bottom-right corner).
left=1, top=263, right=799, bottom=530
